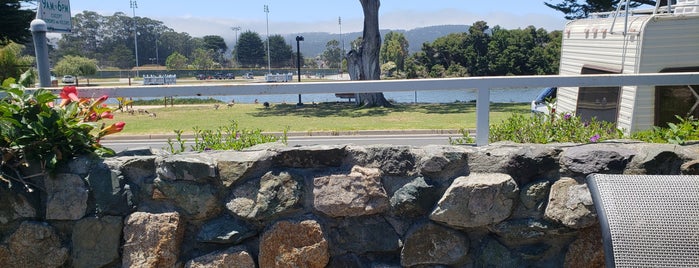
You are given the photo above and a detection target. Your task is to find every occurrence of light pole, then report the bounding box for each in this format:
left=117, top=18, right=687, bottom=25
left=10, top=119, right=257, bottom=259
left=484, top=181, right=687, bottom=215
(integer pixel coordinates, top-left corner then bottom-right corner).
left=296, top=36, right=304, bottom=106
left=130, top=0, right=139, bottom=77
left=339, top=16, right=344, bottom=78
left=264, top=5, right=271, bottom=74
left=231, top=26, right=241, bottom=67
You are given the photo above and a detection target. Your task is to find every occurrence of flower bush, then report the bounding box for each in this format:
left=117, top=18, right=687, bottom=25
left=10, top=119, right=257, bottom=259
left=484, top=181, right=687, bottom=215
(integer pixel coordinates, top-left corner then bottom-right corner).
left=1, top=73, right=124, bottom=189
left=485, top=111, right=623, bottom=144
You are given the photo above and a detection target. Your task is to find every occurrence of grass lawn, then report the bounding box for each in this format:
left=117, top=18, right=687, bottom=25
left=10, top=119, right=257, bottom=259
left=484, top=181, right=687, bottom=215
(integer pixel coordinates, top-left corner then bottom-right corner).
left=104, top=102, right=530, bottom=136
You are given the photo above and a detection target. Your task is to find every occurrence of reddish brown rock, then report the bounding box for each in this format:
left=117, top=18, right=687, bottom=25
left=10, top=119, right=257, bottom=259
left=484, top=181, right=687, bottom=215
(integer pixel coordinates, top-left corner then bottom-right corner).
left=185, top=246, right=255, bottom=268
left=259, top=220, right=329, bottom=268
left=122, top=212, right=184, bottom=268
left=0, top=221, right=69, bottom=268
left=564, top=227, right=605, bottom=268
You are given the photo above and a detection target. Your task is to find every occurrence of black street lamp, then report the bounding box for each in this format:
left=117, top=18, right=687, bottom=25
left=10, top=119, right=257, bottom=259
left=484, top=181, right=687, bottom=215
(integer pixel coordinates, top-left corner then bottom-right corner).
left=296, top=36, right=304, bottom=106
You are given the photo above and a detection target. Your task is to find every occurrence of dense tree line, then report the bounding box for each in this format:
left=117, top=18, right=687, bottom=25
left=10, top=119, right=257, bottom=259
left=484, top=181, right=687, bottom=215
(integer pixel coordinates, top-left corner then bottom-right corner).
left=399, top=21, right=562, bottom=78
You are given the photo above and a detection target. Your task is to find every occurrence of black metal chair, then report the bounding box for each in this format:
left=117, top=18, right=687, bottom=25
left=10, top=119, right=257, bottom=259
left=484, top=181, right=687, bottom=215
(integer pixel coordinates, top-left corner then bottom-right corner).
left=586, top=174, right=699, bottom=267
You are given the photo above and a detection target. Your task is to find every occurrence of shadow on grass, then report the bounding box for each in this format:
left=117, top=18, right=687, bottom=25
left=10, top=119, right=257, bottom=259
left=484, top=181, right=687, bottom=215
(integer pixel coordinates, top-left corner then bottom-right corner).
left=250, top=101, right=529, bottom=118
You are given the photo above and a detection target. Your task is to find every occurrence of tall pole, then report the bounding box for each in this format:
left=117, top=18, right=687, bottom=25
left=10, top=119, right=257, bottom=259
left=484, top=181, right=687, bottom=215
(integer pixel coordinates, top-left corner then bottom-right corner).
left=231, top=26, right=241, bottom=67
left=31, top=20, right=51, bottom=87
left=339, top=16, right=344, bottom=78
left=296, top=36, right=304, bottom=106
left=264, top=5, right=271, bottom=74
left=130, top=0, right=139, bottom=77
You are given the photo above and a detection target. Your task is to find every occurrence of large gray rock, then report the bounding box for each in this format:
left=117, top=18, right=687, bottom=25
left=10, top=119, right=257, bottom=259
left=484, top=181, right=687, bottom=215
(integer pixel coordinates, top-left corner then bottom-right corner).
left=0, top=186, right=36, bottom=224
left=154, top=178, right=221, bottom=220
left=45, top=173, right=88, bottom=220
left=544, top=177, right=597, bottom=229
left=430, top=173, right=519, bottom=228
left=226, top=171, right=303, bottom=221
left=156, top=154, right=216, bottom=182
left=390, top=177, right=440, bottom=217
left=352, top=146, right=418, bottom=176
left=560, top=145, right=635, bottom=175
left=401, top=222, right=469, bottom=267
left=468, top=143, right=522, bottom=173
left=417, top=145, right=470, bottom=180
left=329, top=216, right=400, bottom=254
left=258, top=219, right=329, bottom=268
left=122, top=212, right=184, bottom=268
left=72, top=216, right=123, bottom=268
left=273, top=145, right=346, bottom=168
left=119, top=156, right=157, bottom=203
left=185, top=246, right=255, bottom=268
left=313, top=166, right=389, bottom=217
left=625, top=144, right=685, bottom=174
left=196, top=215, right=257, bottom=244
left=0, top=221, right=69, bottom=268
left=212, top=150, right=275, bottom=188
left=504, top=145, right=560, bottom=184
left=85, top=161, right=135, bottom=216
left=120, top=156, right=157, bottom=182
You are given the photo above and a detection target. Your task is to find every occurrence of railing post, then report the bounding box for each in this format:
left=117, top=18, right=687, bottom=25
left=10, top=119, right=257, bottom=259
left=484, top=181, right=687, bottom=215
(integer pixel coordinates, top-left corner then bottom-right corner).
left=476, top=87, right=490, bottom=146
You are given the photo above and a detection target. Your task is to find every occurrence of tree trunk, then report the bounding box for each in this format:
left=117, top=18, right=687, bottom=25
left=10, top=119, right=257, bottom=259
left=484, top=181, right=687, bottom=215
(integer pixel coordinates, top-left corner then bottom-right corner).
left=347, top=0, right=392, bottom=107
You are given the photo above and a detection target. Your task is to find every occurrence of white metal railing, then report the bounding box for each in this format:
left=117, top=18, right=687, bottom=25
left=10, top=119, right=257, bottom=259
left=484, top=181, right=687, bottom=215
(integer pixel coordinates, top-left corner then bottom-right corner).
left=37, top=72, right=699, bottom=146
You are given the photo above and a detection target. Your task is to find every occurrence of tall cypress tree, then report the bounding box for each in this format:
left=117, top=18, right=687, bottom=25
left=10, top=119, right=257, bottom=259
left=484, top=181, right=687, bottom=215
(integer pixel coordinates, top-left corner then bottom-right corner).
left=0, top=0, right=35, bottom=45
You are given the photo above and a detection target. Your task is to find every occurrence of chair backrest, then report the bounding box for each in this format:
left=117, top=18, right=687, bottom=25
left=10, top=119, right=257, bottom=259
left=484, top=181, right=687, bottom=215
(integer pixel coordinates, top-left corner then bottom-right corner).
left=586, top=174, right=699, bottom=268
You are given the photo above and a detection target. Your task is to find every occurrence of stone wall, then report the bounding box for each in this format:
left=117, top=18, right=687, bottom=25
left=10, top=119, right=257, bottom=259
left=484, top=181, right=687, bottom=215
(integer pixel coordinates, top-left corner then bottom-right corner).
left=1, top=141, right=697, bottom=267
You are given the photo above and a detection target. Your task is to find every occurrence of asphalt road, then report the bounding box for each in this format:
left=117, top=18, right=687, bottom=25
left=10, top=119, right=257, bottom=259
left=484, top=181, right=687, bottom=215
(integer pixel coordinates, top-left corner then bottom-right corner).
left=101, top=133, right=464, bottom=154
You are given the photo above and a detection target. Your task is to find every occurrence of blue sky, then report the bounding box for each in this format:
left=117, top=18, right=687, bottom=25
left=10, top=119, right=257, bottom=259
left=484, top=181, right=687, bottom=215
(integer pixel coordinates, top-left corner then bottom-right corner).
left=64, top=0, right=568, bottom=37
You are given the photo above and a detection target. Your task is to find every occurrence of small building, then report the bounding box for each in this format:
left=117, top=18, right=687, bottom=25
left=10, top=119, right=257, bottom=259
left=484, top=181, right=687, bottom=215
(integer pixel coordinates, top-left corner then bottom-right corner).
left=556, top=1, right=699, bottom=134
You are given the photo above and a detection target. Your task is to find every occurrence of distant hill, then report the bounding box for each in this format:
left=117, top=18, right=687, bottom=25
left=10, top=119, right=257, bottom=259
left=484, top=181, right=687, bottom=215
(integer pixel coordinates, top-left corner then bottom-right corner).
left=276, top=25, right=471, bottom=58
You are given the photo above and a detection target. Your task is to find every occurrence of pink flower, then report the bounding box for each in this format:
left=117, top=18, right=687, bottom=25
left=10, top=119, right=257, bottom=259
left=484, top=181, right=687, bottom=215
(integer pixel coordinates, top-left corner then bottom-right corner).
left=100, top=111, right=114, bottom=119
left=59, top=86, right=79, bottom=106
left=564, top=113, right=572, bottom=120
left=99, top=122, right=126, bottom=136
left=590, top=134, right=601, bottom=143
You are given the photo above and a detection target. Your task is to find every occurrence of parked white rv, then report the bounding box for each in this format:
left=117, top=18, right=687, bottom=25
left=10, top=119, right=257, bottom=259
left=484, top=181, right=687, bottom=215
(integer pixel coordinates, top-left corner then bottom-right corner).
left=555, top=1, right=699, bottom=134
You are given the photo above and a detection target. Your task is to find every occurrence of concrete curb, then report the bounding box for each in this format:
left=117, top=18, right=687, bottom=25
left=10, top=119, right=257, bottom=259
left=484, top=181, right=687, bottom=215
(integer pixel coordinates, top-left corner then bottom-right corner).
left=101, top=129, right=474, bottom=141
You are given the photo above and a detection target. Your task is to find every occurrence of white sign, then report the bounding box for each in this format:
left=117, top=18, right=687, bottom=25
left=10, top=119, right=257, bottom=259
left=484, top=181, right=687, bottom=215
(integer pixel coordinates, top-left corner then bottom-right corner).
left=37, top=0, right=72, bottom=33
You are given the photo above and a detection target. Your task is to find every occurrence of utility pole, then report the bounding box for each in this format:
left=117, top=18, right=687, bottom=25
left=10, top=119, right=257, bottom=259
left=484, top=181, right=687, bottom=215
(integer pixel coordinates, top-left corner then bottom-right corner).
left=130, top=0, right=139, bottom=77
left=264, top=5, right=271, bottom=74
left=231, top=26, right=241, bottom=67
left=339, top=16, right=344, bottom=78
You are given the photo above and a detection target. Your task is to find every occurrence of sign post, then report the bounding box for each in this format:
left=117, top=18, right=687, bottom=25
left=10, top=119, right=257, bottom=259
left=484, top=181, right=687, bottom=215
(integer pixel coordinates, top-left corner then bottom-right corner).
left=33, top=0, right=72, bottom=87
left=37, top=0, right=73, bottom=34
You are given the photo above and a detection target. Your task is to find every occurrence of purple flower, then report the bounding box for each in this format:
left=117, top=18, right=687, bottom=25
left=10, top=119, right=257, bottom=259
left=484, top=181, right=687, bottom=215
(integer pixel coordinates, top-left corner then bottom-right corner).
left=590, top=134, right=601, bottom=143
left=564, top=113, right=572, bottom=120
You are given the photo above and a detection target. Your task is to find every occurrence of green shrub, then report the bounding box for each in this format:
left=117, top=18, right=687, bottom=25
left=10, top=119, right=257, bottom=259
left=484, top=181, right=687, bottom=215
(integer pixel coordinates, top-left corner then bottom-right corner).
left=1, top=72, right=124, bottom=190
left=632, top=116, right=699, bottom=145
left=488, top=112, right=623, bottom=144
left=166, top=120, right=287, bottom=154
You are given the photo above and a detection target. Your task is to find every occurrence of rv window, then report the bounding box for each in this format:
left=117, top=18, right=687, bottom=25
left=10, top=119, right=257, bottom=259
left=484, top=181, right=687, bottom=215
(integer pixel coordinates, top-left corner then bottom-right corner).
left=576, top=67, right=621, bottom=124
left=655, top=67, right=699, bottom=127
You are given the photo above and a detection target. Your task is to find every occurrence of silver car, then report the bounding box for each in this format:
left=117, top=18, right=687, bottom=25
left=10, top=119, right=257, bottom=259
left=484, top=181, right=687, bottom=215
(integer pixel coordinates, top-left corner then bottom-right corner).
left=62, top=75, right=75, bottom=84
